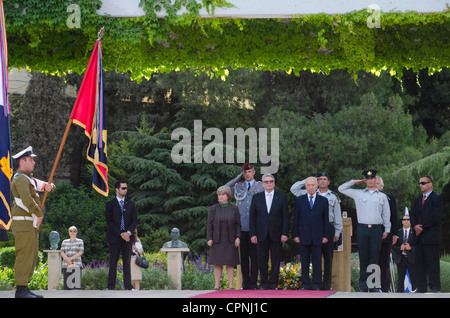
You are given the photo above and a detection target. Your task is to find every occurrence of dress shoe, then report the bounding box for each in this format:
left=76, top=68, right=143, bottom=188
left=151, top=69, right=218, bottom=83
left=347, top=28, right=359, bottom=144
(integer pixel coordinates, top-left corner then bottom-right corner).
left=15, top=286, right=41, bottom=298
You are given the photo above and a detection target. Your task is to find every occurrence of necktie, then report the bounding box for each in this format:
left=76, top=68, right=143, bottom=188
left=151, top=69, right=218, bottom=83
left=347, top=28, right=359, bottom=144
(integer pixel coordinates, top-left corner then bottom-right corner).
left=403, top=229, right=408, bottom=255
left=247, top=182, right=251, bottom=191
left=422, top=195, right=426, bottom=206
left=266, top=193, right=272, bottom=213
left=309, top=195, right=314, bottom=209
left=120, top=199, right=125, bottom=230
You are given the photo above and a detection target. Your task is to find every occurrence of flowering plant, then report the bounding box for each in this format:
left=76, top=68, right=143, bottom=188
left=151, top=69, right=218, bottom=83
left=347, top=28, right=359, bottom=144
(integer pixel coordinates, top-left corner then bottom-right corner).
left=278, top=262, right=302, bottom=290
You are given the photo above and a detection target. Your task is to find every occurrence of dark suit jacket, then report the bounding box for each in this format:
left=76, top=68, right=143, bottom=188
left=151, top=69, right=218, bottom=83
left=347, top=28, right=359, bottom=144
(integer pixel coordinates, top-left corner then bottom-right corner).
left=410, top=191, right=443, bottom=245
left=292, top=194, right=329, bottom=246
left=105, top=197, right=138, bottom=245
left=381, top=192, right=399, bottom=243
left=392, top=227, right=416, bottom=264
left=249, top=191, right=289, bottom=242
left=207, top=203, right=241, bottom=244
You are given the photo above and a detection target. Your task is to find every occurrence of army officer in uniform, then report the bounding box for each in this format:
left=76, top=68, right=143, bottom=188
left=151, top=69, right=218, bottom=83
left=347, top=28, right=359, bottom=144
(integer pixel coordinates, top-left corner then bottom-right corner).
left=225, top=163, right=264, bottom=289
left=11, top=146, right=55, bottom=298
left=338, top=169, right=391, bottom=292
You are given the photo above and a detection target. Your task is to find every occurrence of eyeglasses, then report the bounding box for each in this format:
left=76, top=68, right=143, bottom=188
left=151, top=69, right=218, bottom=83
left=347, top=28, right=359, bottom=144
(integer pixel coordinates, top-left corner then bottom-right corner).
left=263, top=180, right=274, bottom=183
left=120, top=187, right=128, bottom=190
left=402, top=218, right=410, bottom=221
left=419, top=181, right=430, bottom=185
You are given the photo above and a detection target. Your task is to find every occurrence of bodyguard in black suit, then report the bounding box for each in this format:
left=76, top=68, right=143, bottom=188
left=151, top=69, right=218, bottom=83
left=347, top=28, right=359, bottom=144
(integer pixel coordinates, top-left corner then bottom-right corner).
left=392, top=216, right=417, bottom=292
left=410, top=176, right=444, bottom=293
left=249, top=174, right=289, bottom=290
left=105, top=180, right=138, bottom=290
left=293, top=177, right=329, bottom=290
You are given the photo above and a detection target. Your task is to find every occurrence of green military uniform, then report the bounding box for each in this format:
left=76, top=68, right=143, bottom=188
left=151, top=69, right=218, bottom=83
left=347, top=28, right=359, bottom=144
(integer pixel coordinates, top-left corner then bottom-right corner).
left=11, top=169, right=43, bottom=289
left=10, top=146, right=54, bottom=298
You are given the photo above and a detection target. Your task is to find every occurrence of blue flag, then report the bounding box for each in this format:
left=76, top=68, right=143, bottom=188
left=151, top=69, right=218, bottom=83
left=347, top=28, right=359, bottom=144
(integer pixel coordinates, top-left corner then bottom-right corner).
left=0, top=0, right=12, bottom=231
left=404, top=268, right=412, bottom=293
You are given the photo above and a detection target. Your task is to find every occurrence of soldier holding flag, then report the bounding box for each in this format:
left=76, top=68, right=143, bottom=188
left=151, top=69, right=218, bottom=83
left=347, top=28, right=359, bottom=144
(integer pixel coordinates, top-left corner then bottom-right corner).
left=11, top=146, right=55, bottom=298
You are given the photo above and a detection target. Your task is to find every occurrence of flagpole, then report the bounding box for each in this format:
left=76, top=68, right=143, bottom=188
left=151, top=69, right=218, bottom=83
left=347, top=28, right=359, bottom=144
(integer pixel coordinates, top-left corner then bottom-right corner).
left=40, top=27, right=105, bottom=211
left=39, top=119, right=73, bottom=210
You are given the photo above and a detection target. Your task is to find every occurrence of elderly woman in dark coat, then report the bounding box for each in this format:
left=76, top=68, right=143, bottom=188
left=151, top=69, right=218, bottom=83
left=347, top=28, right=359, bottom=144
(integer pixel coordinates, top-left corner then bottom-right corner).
left=207, top=186, right=241, bottom=290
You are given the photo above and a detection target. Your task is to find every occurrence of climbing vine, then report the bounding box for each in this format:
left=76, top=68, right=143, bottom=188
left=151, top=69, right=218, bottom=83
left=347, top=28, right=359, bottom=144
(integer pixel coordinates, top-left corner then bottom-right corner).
left=4, top=0, right=449, bottom=79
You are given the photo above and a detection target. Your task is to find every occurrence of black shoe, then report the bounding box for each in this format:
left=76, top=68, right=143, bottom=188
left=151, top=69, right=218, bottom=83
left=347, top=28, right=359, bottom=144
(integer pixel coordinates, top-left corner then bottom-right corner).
left=15, top=286, right=39, bottom=298
left=28, top=289, right=44, bottom=298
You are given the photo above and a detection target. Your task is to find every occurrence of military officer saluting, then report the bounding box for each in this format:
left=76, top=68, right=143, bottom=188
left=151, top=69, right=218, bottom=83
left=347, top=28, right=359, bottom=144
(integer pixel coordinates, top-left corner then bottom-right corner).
left=11, top=146, right=55, bottom=298
left=338, top=169, right=391, bottom=292
left=290, top=172, right=343, bottom=290
left=225, top=163, right=264, bottom=289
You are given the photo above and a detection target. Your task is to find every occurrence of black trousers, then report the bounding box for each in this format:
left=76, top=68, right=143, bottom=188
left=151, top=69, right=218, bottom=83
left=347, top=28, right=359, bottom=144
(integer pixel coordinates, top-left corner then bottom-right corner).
left=257, top=234, right=281, bottom=290
left=107, top=238, right=133, bottom=290
left=396, top=256, right=417, bottom=292
left=379, top=239, right=393, bottom=292
left=322, top=223, right=335, bottom=289
left=357, top=225, right=382, bottom=291
left=415, top=241, right=440, bottom=292
left=300, top=244, right=322, bottom=289
left=240, top=231, right=258, bottom=289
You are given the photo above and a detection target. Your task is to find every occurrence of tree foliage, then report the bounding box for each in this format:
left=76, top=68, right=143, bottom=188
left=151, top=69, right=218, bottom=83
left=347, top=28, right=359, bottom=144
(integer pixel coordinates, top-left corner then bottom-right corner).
left=109, top=122, right=241, bottom=254
left=4, top=1, right=449, bottom=80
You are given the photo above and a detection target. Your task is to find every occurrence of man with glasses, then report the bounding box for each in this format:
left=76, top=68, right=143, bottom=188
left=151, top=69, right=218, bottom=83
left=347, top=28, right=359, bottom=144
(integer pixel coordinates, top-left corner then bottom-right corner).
left=410, top=176, right=443, bottom=293
left=249, top=173, right=289, bottom=289
left=105, top=180, right=138, bottom=290
left=392, top=215, right=417, bottom=292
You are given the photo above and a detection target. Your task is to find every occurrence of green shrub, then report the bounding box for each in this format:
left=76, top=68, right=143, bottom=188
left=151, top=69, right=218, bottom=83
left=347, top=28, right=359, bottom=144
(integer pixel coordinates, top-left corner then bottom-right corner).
left=141, top=267, right=175, bottom=290
left=81, top=265, right=112, bottom=290
left=44, top=183, right=110, bottom=262
left=0, top=247, right=16, bottom=269
left=440, top=260, right=450, bottom=292
left=0, top=267, right=14, bottom=290
left=29, top=262, right=48, bottom=290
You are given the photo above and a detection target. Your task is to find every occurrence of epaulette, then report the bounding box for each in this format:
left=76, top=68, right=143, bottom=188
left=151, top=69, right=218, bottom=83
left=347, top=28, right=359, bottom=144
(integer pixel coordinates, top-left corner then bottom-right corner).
left=330, top=190, right=341, bottom=202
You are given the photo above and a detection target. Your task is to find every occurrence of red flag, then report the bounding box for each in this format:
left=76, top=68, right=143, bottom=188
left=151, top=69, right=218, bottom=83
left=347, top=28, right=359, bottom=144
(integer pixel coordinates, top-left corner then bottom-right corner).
left=70, top=40, right=108, bottom=196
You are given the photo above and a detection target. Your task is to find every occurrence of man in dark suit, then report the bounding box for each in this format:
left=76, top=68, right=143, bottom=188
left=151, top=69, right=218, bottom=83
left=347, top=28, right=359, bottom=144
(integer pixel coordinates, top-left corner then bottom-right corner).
left=410, top=176, right=444, bottom=293
left=249, top=173, right=289, bottom=290
left=105, top=180, right=138, bottom=290
left=392, top=214, right=417, bottom=292
left=293, top=177, right=329, bottom=290
left=376, top=176, right=399, bottom=292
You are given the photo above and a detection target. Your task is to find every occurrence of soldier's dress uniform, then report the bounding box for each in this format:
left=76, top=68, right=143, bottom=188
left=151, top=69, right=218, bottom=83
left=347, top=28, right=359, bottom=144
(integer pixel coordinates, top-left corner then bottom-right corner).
left=225, top=166, right=264, bottom=289
left=10, top=147, right=55, bottom=298
left=290, top=173, right=343, bottom=290
left=338, top=169, right=391, bottom=292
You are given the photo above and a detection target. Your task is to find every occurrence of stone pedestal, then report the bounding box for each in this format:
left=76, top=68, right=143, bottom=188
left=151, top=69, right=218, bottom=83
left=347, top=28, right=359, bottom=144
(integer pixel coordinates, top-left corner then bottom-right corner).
left=44, top=250, right=61, bottom=290
left=331, top=217, right=353, bottom=291
left=161, top=247, right=190, bottom=290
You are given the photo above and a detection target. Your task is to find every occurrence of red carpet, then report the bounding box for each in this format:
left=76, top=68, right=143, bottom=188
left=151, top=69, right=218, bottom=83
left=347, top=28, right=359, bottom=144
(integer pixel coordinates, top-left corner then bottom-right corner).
left=192, top=289, right=336, bottom=298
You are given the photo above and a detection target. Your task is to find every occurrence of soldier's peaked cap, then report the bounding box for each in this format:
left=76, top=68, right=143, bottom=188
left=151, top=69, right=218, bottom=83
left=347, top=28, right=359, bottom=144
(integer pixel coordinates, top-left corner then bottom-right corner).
left=362, top=169, right=377, bottom=179
left=12, top=146, right=37, bottom=160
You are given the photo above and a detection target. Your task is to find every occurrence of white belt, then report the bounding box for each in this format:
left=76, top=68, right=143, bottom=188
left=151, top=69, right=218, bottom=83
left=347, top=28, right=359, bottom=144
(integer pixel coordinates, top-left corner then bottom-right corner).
left=12, top=216, right=34, bottom=221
